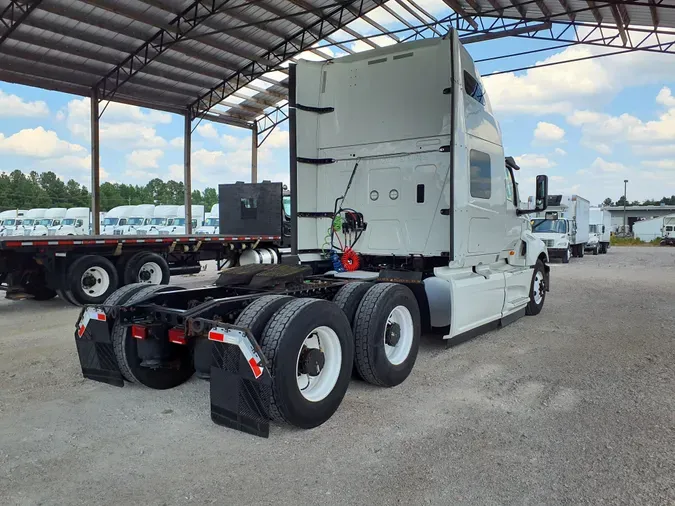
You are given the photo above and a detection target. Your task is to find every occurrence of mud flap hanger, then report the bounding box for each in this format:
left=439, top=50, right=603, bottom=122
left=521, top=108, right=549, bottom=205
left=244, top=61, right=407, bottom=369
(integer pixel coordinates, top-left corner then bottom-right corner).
left=193, top=318, right=273, bottom=438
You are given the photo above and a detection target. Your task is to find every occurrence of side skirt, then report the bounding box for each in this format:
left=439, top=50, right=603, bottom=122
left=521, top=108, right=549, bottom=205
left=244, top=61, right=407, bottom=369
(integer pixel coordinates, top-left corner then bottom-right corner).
left=445, top=308, right=526, bottom=348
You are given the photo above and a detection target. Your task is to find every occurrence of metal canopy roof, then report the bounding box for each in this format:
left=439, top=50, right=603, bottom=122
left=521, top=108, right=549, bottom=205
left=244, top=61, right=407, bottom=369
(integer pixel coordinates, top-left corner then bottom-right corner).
left=0, top=0, right=674, bottom=136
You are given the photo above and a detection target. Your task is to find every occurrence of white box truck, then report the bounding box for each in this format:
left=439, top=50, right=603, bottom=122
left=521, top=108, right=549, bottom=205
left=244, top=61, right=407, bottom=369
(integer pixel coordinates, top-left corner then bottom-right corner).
left=661, top=214, right=675, bottom=246
left=532, top=194, right=590, bottom=262
left=30, top=208, right=67, bottom=236
left=586, top=207, right=611, bottom=254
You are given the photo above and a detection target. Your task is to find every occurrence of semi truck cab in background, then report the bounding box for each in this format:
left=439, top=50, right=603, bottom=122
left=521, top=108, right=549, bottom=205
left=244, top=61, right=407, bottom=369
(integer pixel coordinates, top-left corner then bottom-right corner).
left=114, top=204, right=156, bottom=236
left=101, top=205, right=135, bottom=235
left=49, top=207, right=90, bottom=236
left=0, top=210, right=27, bottom=236
left=532, top=194, right=590, bottom=263
left=195, top=204, right=219, bottom=235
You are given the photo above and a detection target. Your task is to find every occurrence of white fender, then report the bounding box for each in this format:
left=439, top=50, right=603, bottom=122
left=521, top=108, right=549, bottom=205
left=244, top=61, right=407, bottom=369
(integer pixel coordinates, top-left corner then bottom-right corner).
left=522, top=230, right=548, bottom=266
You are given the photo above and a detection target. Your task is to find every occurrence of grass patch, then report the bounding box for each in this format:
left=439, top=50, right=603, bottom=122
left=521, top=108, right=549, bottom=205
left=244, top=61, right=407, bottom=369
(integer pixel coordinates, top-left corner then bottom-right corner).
left=610, top=236, right=661, bottom=246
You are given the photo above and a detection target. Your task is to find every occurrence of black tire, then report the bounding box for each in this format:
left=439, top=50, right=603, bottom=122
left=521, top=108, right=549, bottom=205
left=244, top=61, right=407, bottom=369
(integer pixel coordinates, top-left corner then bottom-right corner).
left=353, top=283, right=421, bottom=387
left=103, top=282, right=155, bottom=308
left=592, top=245, right=598, bottom=255
left=123, top=252, right=170, bottom=285
left=194, top=295, right=295, bottom=380
left=112, top=284, right=192, bottom=388
left=260, top=298, right=354, bottom=429
left=526, top=260, right=546, bottom=316
left=562, top=247, right=571, bottom=264
left=332, top=282, right=373, bottom=325
left=56, top=288, right=78, bottom=305
left=66, top=255, right=120, bottom=305
left=579, top=246, right=585, bottom=258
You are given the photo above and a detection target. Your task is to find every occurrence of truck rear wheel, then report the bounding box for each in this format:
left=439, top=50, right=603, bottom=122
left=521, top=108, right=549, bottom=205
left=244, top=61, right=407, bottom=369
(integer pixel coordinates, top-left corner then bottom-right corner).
left=562, top=247, right=571, bottom=264
left=194, top=294, right=294, bottom=380
left=260, top=298, right=354, bottom=429
left=332, top=282, right=373, bottom=325
left=353, top=283, right=421, bottom=387
left=526, top=261, right=546, bottom=316
left=111, top=284, right=193, bottom=388
left=123, top=252, right=170, bottom=285
left=66, top=255, right=120, bottom=305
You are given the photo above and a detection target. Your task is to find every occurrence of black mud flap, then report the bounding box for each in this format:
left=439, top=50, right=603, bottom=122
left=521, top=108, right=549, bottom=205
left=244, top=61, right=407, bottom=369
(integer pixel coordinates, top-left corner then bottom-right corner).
left=209, top=331, right=272, bottom=438
left=74, top=307, right=124, bottom=387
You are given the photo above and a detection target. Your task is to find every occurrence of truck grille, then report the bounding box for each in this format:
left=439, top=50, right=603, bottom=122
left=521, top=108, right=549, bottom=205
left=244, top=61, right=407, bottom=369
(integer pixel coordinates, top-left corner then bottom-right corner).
left=159, top=230, right=170, bottom=236
left=113, top=229, right=123, bottom=236
left=544, top=239, right=555, bottom=248
left=48, top=229, right=56, bottom=236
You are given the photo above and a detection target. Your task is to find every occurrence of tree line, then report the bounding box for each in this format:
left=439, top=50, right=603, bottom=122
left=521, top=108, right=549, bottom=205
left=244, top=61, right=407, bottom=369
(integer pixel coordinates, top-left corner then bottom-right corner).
left=603, top=196, right=675, bottom=207
left=0, top=170, right=219, bottom=212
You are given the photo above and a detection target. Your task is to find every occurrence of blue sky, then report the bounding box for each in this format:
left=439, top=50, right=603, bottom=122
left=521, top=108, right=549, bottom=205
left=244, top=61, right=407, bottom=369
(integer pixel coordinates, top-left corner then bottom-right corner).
left=1, top=1, right=674, bottom=207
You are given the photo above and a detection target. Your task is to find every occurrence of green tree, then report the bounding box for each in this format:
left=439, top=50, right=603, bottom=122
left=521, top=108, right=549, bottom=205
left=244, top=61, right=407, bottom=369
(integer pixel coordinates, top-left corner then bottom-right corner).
left=602, top=197, right=613, bottom=206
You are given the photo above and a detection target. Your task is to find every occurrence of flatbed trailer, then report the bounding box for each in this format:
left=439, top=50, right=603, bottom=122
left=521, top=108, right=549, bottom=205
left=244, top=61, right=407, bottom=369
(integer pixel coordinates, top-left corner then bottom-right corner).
left=0, top=233, right=281, bottom=305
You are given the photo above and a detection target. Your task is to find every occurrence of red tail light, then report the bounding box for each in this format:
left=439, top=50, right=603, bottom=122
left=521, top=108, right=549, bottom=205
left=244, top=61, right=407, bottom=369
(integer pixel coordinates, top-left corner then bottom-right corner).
left=131, top=325, right=147, bottom=340
left=168, top=327, right=186, bottom=345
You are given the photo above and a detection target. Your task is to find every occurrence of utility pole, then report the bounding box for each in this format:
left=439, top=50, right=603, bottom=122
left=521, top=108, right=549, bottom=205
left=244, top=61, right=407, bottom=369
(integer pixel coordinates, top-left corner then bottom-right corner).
left=623, top=179, right=628, bottom=234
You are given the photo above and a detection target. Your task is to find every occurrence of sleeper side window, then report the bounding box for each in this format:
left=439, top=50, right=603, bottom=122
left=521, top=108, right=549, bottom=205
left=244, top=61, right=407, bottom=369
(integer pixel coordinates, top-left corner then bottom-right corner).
left=470, top=150, right=491, bottom=199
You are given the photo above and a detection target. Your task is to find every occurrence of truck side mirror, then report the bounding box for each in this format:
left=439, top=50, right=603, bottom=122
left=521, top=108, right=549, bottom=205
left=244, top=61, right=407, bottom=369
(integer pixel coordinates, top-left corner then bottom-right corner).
left=534, top=175, right=548, bottom=212
left=517, top=175, right=548, bottom=215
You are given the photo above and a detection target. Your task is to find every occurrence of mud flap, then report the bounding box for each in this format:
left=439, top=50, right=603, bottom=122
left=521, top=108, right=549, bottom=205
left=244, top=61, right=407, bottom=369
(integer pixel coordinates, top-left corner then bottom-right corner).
left=74, top=307, right=124, bottom=387
left=208, top=327, right=272, bottom=438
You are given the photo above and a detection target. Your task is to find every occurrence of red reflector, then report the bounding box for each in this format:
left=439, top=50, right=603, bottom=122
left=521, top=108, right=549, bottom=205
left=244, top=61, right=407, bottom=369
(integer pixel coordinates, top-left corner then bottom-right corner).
left=248, top=357, right=263, bottom=379
left=208, top=329, right=225, bottom=342
left=168, top=327, right=186, bottom=345
left=131, top=325, right=147, bottom=340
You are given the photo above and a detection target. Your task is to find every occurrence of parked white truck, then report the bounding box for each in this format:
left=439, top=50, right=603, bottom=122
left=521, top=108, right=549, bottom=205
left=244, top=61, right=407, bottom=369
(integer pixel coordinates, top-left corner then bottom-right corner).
left=2, top=209, right=45, bottom=236
left=114, top=204, right=156, bottom=235
left=30, top=208, right=67, bottom=236
left=71, top=34, right=552, bottom=437
left=661, top=214, right=675, bottom=246
left=101, top=205, right=135, bottom=235
left=49, top=207, right=90, bottom=236
left=0, top=210, right=26, bottom=235
left=195, top=204, right=219, bottom=234
left=532, top=194, right=590, bottom=263
left=585, top=207, right=611, bottom=255
left=135, top=205, right=180, bottom=235
left=158, top=205, right=204, bottom=235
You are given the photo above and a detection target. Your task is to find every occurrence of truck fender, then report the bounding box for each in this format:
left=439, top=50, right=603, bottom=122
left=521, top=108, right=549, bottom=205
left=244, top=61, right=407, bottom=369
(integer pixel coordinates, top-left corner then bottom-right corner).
left=423, top=276, right=452, bottom=328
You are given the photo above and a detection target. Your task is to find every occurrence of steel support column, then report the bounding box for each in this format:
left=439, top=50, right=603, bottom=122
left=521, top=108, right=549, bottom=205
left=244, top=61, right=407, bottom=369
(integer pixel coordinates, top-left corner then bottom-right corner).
left=251, top=120, right=258, bottom=184
left=184, top=113, right=193, bottom=235
left=90, top=88, right=101, bottom=235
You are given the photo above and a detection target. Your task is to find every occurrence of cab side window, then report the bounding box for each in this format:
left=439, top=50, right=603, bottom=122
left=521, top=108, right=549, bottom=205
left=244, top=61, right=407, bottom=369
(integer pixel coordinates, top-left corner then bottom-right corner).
left=470, top=150, right=491, bottom=199
left=504, top=166, right=515, bottom=205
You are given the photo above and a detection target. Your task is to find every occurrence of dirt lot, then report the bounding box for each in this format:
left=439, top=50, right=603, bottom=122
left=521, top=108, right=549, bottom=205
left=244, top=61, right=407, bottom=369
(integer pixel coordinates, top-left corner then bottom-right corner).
left=1, top=248, right=674, bottom=505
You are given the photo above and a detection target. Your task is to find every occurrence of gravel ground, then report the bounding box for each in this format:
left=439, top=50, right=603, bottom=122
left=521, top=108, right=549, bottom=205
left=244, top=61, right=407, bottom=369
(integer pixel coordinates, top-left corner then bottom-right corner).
left=0, top=248, right=674, bottom=505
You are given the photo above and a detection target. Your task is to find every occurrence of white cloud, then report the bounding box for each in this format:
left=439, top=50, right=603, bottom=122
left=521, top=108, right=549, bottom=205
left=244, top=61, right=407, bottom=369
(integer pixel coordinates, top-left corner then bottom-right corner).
left=514, top=154, right=556, bottom=170
left=0, top=127, right=85, bottom=158
left=632, top=144, right=675, bottom=157
left=484, top=36, right=675, bottom=116
left=221, top=134, right=249, bottom=150
left=0, top=89, right=49, bottom=117
left=588, top=157, right=628, bottom=173
left=656, top=87, right=675, bottom=108
left=65, top=98, right=169, bottom=148
left=553, top=148, right=567, bottom=156
left=38, top=155, right=109, bottom=186
left=170, top=137, right=183, bottom=149
left=196, top=123, right=218, bottom=139
left=581, top=139, right=612, bottom=155
left=642, top=159, right=675, bottom=170
left=533, top=122, right=565, bottom=143
left=126, top=149, right=164, bottom=169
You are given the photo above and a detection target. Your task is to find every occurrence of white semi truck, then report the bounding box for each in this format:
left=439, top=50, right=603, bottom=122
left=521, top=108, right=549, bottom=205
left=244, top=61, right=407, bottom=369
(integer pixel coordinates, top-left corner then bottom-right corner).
left=158, top=205, right=204, bottom=235
left=48, top=207, right=90, bottom=236
left=195, top=204, right=219, bottom=234
left=71, top=33, right=551, bottom=437
left=135, top=205, right=181, bottom=235
left=532, top=194, right=590, bottom=263
left=101, top=205, right=135, bottom=235
left=585, top=207, right=611, bottom=255
left=114, top=204, right=156, bottom=235
left=30, top=208, right=67, bottom=236
left=4, top=208, right=46, bottom=236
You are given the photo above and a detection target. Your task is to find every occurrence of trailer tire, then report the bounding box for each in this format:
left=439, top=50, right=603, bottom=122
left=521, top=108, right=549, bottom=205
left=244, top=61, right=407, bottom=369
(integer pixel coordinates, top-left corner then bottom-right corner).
left=124, top=252, right=170, bottom=285
left=260, top=298, right=354, bottom=429
left=332, top=282, right=373, bottom=325
left=592, top=245, right=599, bottom=255
left=112, top=284, right=193, bottom=388
left=526, top=260, right=546, bottom=316
left=353, top=283, right=421, bottom=387
left=66, top=255, right=119, bottom=305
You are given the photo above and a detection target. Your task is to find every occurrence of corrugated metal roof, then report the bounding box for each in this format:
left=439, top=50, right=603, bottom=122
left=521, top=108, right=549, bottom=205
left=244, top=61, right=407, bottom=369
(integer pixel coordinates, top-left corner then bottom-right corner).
left=0, top=0, right=673, bottom=130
